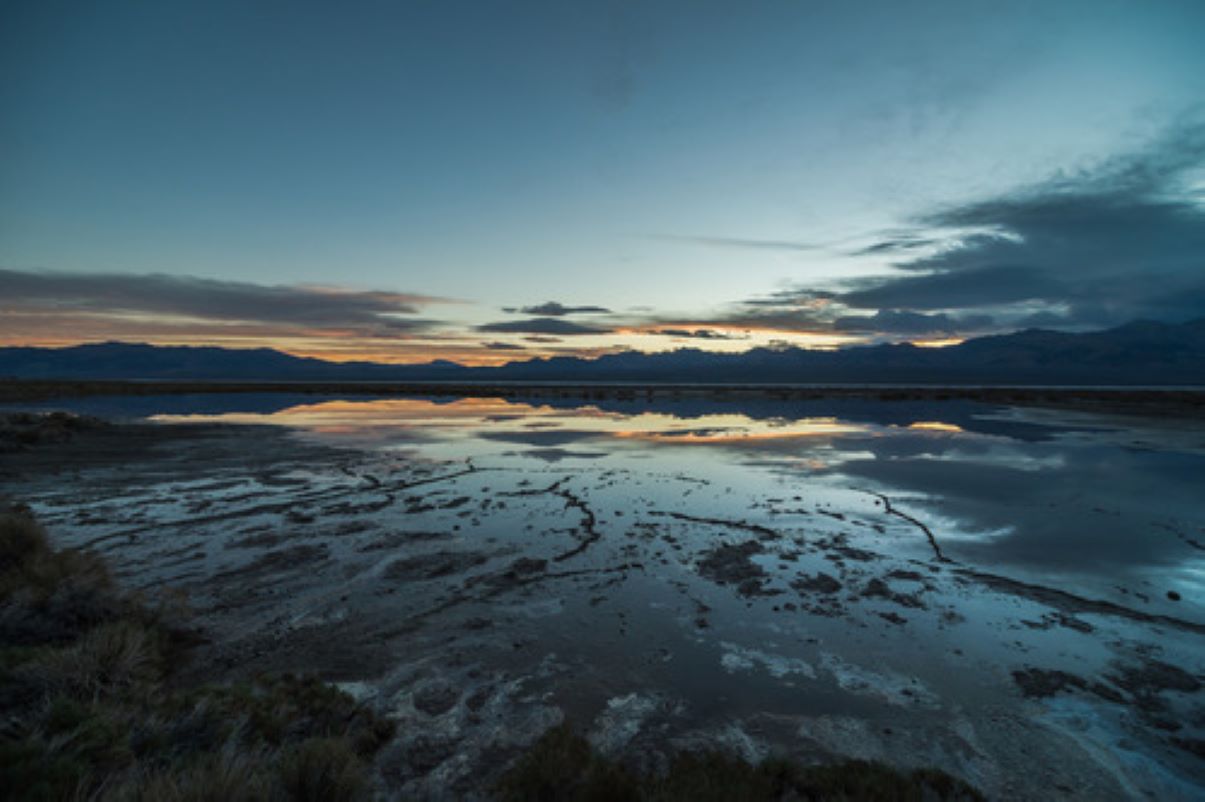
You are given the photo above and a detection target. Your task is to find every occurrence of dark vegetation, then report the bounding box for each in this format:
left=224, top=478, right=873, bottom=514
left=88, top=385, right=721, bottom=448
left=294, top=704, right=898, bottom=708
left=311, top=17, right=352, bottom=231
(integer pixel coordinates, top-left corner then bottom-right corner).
left=0, top=413, right=105, bottom=454
left=0, top=506, right=393, bottom=801
left=1, top=497, right=986, bottom=801
left=495, top=724, right=984, bottom=802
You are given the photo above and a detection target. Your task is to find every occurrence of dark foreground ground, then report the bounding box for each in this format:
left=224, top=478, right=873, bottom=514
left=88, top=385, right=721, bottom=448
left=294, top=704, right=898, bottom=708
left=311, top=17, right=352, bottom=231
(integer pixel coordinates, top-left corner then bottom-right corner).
left=0, top=495, right=983, bottom=801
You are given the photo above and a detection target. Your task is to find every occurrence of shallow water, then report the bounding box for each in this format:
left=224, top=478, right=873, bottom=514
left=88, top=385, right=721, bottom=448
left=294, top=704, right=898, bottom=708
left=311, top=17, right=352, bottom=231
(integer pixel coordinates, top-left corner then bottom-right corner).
left=44, top=392, right=1205, bottom=599
left=7, top=392, right=1205, bottom=799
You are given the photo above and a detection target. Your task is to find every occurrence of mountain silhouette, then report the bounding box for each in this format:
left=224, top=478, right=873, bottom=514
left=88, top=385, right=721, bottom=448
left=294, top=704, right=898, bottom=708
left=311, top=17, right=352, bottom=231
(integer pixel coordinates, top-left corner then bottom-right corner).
left=2, top=319, right=1203, bottom=385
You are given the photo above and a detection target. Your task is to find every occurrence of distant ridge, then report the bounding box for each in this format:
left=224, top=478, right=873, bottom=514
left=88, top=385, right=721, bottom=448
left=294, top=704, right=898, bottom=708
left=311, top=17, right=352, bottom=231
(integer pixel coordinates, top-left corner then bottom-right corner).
left=2, top=319, right=1203, bottom=385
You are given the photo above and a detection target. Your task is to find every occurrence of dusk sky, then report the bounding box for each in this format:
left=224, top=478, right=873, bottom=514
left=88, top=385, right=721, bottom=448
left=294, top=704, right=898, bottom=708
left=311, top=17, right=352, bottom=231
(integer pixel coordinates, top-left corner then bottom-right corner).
left=3, top=1, right=1205, bottom=364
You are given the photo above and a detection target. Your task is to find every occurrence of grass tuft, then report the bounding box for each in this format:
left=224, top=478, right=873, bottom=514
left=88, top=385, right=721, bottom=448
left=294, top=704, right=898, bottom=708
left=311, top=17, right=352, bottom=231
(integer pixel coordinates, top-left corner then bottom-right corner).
left=102, top=744, right=273, bottom=802
left=495, top=722, right=639, bottom=802
left=278, top=737, right=370, bottom=802
left=497, top=725, right=985, bottom=802
left=0, top=507, right=393, bottom=802
left=0, top=509, right=121, bottom=648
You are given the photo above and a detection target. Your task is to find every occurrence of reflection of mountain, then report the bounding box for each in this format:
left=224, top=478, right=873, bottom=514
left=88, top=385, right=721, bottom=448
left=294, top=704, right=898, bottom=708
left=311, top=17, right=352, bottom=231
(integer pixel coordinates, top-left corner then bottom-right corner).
left=3, top=319, right=1204, bottom=385
left=461, top=394, right=1074, bottom=441
left=18, top=392, right=1082, bottom=444
left=1, top=393, right=363, bottom=420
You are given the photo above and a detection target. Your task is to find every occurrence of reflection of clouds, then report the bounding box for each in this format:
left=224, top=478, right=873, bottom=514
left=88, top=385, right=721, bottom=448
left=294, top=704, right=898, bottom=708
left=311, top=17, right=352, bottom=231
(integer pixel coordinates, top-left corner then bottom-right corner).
left=840, top=442, right=1205, bottom=572
left=480, top=430, right=603, bottom=447
left=148, top=393, right=1205, bottom=577
left=611, top=416, right=868, bottom=444
left=907, top=421, right=964, bottom=433
left=910, top=448, right=1067, bottom=472
left=510, top=448, right=607, bottom=463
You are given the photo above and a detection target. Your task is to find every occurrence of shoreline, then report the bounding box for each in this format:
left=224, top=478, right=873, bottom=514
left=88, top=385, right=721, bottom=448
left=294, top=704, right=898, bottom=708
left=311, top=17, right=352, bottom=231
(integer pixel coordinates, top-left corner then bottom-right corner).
left=4, top=379, right=1205, bottom=418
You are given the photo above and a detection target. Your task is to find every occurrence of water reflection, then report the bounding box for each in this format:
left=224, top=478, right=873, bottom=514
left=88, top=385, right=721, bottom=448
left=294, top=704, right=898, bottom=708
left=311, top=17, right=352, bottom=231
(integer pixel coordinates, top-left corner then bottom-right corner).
left=17, top=392, right=1205, bottom=589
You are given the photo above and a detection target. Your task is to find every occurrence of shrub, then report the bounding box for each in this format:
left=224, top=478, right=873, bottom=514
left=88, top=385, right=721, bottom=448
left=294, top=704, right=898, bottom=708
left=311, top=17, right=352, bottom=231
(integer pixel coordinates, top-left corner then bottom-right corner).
left=0, top=508, right=393, bottom=802
left=181, top=673, right=394, bottom=757
left=497, top=726, right=985, bottom=802
left=0, top=510, right=121, bottom=647
left=29, top=621, right=165, bottom=698
left=277, top=737, right=369, bottom=802
left=101, top=745, right=273, bottom=802
left=494, top=723, right=640, bottom=802
left=0, top=512, right=48, bottom=576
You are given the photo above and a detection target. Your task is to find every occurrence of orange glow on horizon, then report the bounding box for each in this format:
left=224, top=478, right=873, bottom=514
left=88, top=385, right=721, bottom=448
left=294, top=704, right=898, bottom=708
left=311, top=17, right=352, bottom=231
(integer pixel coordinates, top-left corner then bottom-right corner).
left=2, top=310, right=966, bottom=365
left=908, top=337, right=965, bottom=348
left=613, top=322, right=865, bottom=351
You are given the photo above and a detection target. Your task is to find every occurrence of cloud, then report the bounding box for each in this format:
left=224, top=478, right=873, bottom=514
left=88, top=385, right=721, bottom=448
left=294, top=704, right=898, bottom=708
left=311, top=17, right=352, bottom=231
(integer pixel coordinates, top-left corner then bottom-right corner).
left=649, top=297, right=836, bottom=336
left=652, top=328, right=747, bottom=340
left=480, top=430, right=599, bottom=447
left=0, top=269, right=446, bottom=337
left=841, top=123, right=1205, bottom=327
left=832, top=310, right=994, bottom=336
left=481, top=341, right=526, bottom=351
left=476, top=317, right=611, bottom=336
left=839, top=265, right=1064, bottom=311
left=686, top=122, right=1205, bottom=339
left=849, top=234, right=939, bottom=256
left=741, top=288, right=838, bottom=308
left=502, top=301, right=612, bottom=316
left=523, top=335, right=562, bottom=344
left=651, top=235, right=819, bottom=252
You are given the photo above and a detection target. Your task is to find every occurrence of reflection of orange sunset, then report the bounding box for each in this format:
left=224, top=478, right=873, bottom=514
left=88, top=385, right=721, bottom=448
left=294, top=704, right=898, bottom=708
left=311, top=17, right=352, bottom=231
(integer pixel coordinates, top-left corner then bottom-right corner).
left=613, top=418, right=867, bottom=444
left=155, top=400, right=986, bottom=448
left=907, top=421, right=965, bottom=433
left=152, top=400, right=987, bottom=454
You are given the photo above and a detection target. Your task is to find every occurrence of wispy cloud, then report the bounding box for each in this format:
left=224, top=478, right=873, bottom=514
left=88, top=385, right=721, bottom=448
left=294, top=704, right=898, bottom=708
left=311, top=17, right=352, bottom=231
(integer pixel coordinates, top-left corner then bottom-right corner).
left=0, top=270, right=449, bottom=336
left=650, top=234, right=820, bottom=252
left=832, top=309, right=994, bottom=336
left=838, top=122, right=1205, bottom=328
left=502, top=301, right=612, bottom=316
left=674, top=122, right=1205, bottom=339
left=650, top=328, right=747, bottom=340
left=476, top=317, right=612, bottom=336
left=5, top=123, right=1202, bottom=359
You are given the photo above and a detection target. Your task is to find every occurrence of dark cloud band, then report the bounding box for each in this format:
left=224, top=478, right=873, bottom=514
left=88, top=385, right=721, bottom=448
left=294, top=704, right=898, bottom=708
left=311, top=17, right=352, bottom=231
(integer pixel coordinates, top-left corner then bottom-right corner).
left=476, top=317, right=611, bottom=336
left=502, top=301, right=612, bottom=316
left=0, top=270, right=445, bottom=336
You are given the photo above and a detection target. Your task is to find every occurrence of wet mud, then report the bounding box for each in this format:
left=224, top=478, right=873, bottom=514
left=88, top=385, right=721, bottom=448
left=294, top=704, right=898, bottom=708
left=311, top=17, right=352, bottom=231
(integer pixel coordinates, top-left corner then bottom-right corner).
left=1, top=399, right=1202, bottom=800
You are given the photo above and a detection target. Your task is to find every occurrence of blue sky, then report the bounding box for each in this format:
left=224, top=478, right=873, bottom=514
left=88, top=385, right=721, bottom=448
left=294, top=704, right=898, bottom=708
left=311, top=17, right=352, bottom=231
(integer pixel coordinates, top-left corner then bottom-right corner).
left=3, top=1, right=1205, bottom=362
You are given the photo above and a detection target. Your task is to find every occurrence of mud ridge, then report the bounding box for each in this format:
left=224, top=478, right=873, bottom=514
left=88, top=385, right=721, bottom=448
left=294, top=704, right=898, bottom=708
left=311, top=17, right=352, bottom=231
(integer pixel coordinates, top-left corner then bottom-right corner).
left=864, top=491, right=948, bottom=562
left=650, top=510, right=781, bottom=541
left=551, top=488, right=602, bottom=562
left=499, top=477, right=569, bottom=498
left=79, top=465, right=487, bottom=550
left=959, top=568, right=1205, bottom=635
left=384, top=561, right=645, bottom=634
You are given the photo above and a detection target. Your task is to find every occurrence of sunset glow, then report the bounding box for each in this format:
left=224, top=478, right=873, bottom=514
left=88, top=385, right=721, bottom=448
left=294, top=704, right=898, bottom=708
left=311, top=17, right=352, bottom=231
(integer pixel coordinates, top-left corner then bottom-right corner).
left=3, top=2, right=1202, bottom=367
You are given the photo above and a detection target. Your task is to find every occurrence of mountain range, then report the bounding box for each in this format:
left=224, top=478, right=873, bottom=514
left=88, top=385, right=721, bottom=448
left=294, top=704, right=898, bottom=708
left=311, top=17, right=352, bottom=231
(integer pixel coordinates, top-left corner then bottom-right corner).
left=2, top=319, right=1203, bottom=386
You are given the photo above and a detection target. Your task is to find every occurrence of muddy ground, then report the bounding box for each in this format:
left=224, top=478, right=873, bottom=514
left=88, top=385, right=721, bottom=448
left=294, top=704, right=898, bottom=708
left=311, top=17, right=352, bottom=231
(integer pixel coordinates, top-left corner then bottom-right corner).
left=1, top=411, right=1202, bottom=800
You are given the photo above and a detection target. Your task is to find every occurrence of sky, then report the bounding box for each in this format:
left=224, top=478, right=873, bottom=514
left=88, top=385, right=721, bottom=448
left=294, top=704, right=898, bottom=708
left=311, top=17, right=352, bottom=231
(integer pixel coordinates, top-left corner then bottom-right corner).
left=3, top=0, right=1205, bottom=364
